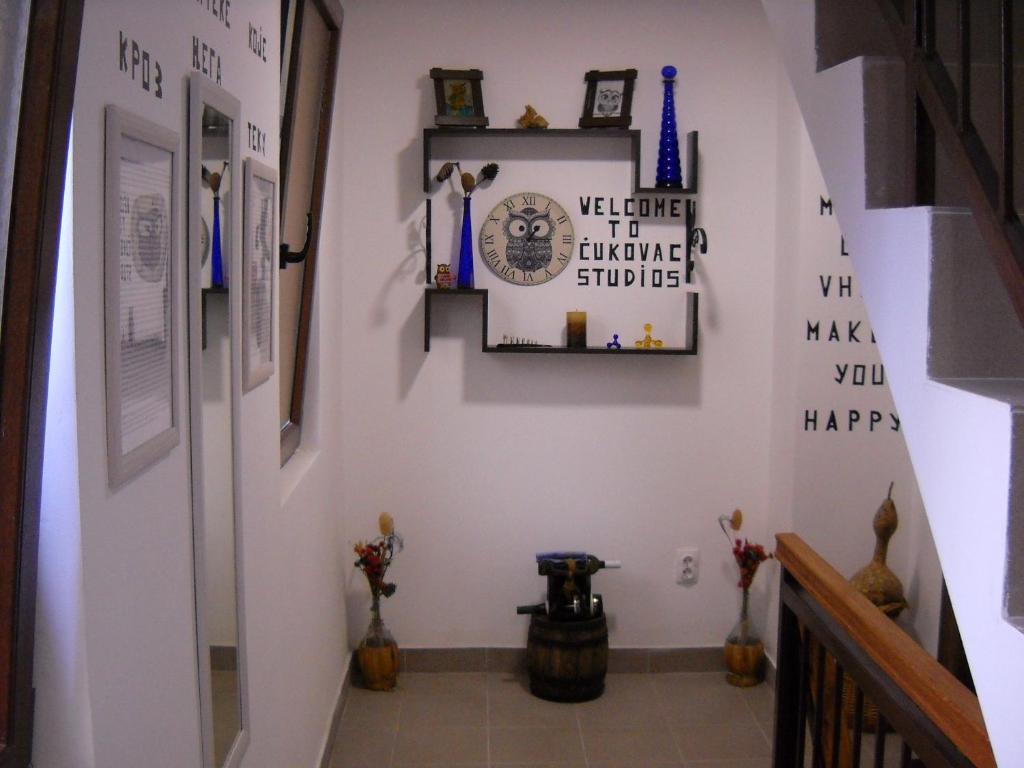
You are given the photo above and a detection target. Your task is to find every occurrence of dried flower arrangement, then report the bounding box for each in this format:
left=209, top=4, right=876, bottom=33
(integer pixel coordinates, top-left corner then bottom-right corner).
left=717, top=509, right=773, bottom=592
left=435, top=161, right=499, bottom=198
left=353, top=513, right=404, bottom=606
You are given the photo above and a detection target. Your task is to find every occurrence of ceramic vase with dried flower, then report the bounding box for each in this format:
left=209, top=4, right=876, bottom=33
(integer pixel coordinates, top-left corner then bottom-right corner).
left=717, top=509, right=773, bottom=687
left=354, top=513, right=403, bottom=691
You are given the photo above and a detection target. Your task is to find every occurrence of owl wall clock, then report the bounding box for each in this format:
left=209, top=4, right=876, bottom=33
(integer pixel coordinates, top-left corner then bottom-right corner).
left=479, top=192, right=574, bottom=286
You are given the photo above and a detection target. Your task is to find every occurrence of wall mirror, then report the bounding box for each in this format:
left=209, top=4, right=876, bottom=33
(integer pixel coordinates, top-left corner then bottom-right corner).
left=278, top=0, right=342, bottom=464
left=187, top=72, right=249, bottom=768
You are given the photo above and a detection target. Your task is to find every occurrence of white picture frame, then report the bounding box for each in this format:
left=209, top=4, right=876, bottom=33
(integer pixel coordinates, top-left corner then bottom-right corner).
left=242, top=158, right=276, bottom=392
left=104, top=105, right=180, bottom=487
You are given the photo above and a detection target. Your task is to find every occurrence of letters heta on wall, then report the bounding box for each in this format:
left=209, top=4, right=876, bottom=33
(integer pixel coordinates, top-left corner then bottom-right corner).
left=803, top=196, right=901, bottom=435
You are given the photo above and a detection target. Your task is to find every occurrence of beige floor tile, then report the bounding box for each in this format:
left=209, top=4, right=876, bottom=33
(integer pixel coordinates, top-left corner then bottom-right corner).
left=392, top=725, right=487, bottom=765
left=211, top=670, right=240, bottom=767
left=489, top=726, right=586, bottom=765
left=582, top=727, right=681, bottom=763
left=340, top=687, right=402, bottom=728
left=575, top=674, right=663, bottom=728
left=396, top=672, right=487, bottom=698
left=736, top=683, right=774, bottom=726
left=488, top=674, right=579, bottom=728
left=674, top=722, right=771, bottom=762
left=329, top=725, right=398, bottom=768
left=661, top=687, right=751, bottom=726
left=652, top=672, right=733, bottom=698
left=400, top=690, right=487, bottom=727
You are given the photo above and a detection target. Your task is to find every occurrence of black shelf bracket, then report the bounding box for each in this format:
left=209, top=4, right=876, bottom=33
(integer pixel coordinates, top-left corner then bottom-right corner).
left=423, top=127, right=699, bottom=195
left=424, top=288, right=698, bottom=356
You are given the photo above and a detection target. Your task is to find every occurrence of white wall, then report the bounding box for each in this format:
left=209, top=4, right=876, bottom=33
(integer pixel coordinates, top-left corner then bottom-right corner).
left=333, top=0, right=789, bottom=649
left=764, top=121, right=942, bottom=658
left=37, top=1, right=349, bottom=765
left=332, top=0, right=942, bottom=658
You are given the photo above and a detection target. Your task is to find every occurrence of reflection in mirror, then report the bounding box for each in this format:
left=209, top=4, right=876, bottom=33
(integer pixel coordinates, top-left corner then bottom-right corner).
left=279, top=0, right=342, bottom=462
left=0, top=0, right=31, bottom=337
left=187, top=73, right=247, bottom=768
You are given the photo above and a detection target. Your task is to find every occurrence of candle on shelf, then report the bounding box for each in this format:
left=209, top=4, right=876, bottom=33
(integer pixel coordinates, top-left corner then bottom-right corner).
left=567, top=311, right=587, bottom=349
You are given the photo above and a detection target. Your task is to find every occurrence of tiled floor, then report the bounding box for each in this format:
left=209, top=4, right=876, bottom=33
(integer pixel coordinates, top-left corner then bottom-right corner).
left=329, top=671, right=775, bottom=768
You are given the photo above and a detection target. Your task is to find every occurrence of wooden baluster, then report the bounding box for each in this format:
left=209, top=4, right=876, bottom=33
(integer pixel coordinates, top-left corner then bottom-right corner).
left=875, top=715, right=889, bottom=768
left=958, top=0, right=971, bottom=134
left=852, top=687, right=865, bottom=767
left=901, top=739, right=914, bottom=767
left=772, top=581, right=805, bottom=768
left=999, top=0, right=1013, bottom=220
left=797, top=626, right=810, bottom=768
left=813, top=642, right=827, bottom=768
left=831, top=662, right=845, bottom=768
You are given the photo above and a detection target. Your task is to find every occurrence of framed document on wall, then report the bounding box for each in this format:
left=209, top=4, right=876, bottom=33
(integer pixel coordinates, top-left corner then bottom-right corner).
left=104, top=105, right=180, bottom=487
left=242, top=158, right=276, bottom=392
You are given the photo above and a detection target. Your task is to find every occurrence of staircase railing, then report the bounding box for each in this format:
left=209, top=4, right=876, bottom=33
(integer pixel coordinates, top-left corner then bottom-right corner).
left=874, top=0, right=1024, bottom=326
left=773, top=534, right=995, bottom=767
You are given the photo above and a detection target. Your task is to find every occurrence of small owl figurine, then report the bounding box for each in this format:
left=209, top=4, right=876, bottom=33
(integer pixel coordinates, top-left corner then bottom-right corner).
left=434, top=263, right=455, bottom=289
left=504, top=206, right=553, bottom=273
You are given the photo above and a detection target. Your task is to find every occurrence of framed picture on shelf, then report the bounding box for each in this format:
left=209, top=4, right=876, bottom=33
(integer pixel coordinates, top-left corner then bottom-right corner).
left=579, top=69, right=637, bottom=128
left=242, top=158, right=277, bottom=392
left=103, top=105, right=180, bottom=487
left=430, top=68, right=489, bottom=128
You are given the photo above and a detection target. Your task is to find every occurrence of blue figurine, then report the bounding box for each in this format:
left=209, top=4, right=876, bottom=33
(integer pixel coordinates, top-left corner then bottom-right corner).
left=656, top=66, right=683, bottom=188
left=606, top=333, right=621, bottom=350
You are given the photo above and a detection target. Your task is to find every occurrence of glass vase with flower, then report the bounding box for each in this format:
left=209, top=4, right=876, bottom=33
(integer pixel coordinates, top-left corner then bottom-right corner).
left=354, top=513, right=403, bottom=691
left=717, top=509, right=773, bottom=687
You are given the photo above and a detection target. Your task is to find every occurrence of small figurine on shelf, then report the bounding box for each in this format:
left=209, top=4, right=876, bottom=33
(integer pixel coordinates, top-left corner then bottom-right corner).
left=634, top=323, right=664, bottom=349
left=435, top=161, right=500, bottom=289
left=517, top=104, right=549, bottom=129
left=499, top=335, right=547, bottom=347
left=606, top=334, right=621, bottom=350
left=434, top=263, right=455, bottom=289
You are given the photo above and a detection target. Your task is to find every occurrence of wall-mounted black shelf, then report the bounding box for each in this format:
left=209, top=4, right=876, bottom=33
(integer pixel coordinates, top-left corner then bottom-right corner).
left=423, top=127, right=698, bottom=196
left=424, top=288, right=699, bottom=356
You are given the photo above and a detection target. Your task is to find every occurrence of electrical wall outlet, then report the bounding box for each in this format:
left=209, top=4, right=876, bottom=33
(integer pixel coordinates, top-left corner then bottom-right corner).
left=675, top=547, right=699, bottom=584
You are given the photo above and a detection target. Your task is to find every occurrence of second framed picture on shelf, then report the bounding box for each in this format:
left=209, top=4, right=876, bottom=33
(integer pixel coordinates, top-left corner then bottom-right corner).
left=579, top=69, right=637, bottom=128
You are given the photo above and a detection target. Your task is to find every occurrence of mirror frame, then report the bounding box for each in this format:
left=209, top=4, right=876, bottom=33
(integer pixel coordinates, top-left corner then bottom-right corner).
left=0, top=1, right=81, bottom=765
left=278, top=0, right=342, bottom=465
left=186, top=72, right=249, bottom=768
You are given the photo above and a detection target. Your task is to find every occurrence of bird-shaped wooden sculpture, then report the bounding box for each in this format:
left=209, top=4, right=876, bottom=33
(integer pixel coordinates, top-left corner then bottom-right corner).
left=850, top=483, right=909, bottom=619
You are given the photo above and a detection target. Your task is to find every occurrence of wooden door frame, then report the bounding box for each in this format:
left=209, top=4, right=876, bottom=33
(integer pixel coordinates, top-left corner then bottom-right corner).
left=0, top=0, right=82, bottom=764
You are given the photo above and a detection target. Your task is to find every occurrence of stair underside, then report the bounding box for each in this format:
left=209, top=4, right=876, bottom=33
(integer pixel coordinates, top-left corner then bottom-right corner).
left=761, top=0, right=1024, bottom=760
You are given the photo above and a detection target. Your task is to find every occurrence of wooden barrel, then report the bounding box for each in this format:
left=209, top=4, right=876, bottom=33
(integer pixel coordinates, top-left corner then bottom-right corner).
left=527, top=614, right=608, bottom=702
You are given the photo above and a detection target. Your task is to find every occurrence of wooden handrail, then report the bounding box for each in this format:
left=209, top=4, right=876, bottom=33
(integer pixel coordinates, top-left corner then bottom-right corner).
left=776, top=533, right=995, bottom=767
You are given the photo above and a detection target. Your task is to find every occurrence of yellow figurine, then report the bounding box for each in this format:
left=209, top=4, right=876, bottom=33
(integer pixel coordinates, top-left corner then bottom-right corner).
left=634, top=323, right=664, bottom=349
left=517, top=104, right=549, bottom=129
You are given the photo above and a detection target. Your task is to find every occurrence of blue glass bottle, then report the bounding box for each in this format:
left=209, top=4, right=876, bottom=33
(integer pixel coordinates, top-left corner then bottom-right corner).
left=457, top=196, right=474, bottom=289
left=211, top=194, right=224, bottom=287
left=656, top=65, right=683, bottom=188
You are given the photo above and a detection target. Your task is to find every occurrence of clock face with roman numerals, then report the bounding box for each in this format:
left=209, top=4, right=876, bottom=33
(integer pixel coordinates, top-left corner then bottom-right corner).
left=479, top=192, right=574, bottom=286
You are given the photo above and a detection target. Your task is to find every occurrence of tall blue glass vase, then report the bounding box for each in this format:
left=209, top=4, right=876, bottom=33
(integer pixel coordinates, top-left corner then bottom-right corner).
left=211, top=194, right=224, bottom=287
left=656, top=65, right=683, bottom=188
left=457, top=196, right=474, bottom=289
